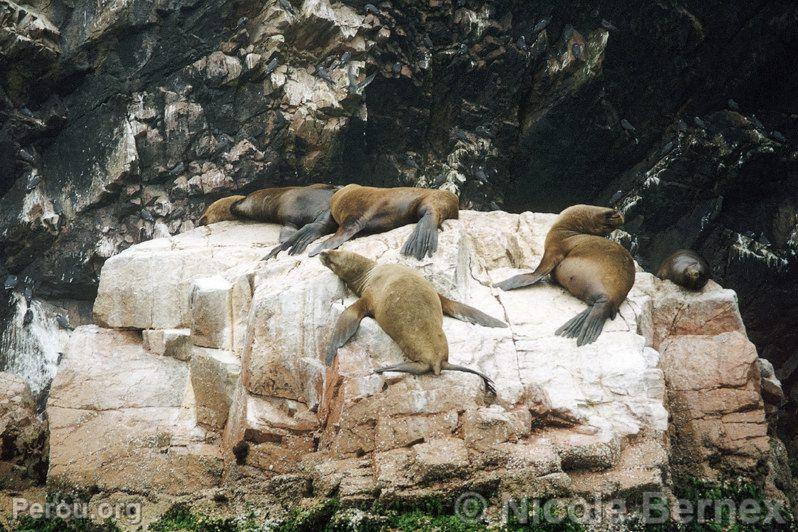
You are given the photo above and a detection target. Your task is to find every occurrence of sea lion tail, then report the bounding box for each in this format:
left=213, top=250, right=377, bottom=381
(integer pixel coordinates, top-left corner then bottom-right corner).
left=441, top=362, right=497, bottom=396
left=401, top=211, right=438, bottom=260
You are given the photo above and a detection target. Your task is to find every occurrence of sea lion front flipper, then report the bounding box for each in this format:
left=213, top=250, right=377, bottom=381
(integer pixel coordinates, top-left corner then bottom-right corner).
left=401, top=211, right=438, bottom=260
left=279, top=224, right=299, bottom=243
left=441, top=362, right=497, bottom=396
left=439, top=294, right=508, bottom=328
left=494, top=251, right=564, bottom=291
left=309, top=219, right=361, bottom=257
left=326, top=299, right=370, bottom=365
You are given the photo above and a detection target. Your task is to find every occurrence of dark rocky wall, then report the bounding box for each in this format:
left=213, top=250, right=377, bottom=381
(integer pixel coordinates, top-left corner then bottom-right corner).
left=0, top=0, right=796, bottom=452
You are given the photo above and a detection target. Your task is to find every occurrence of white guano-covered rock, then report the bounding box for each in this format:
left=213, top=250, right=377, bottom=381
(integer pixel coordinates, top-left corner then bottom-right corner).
left=70, top=210, right=773, bottom=502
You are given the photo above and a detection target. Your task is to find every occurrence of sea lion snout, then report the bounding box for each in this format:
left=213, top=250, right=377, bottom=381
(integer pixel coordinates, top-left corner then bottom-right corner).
left=607, top=209, right=624, bottom=228
left=318, top=250, right=333, bottom=267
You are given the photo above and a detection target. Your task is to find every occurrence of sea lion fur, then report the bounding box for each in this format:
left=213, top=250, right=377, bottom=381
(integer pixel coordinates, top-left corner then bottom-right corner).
left=495, top=204, right=635, bottom=346
left=320, top=249, right=507, bottom=394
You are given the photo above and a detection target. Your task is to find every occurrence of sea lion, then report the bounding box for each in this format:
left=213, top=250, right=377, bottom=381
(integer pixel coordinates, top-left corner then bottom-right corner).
left=495, top=205, right=635, bottom=346
left=303, top=184, right=459, bottom=260
left=197, top=184, right=339, bottom=257
left=320, top=249, right=507, bottom=394
left=656, top=249, right=710, bottom=291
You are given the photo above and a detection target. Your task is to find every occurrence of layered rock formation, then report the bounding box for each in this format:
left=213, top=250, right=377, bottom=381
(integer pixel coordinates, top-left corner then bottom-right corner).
left=45, top=212, right=787, bottom=513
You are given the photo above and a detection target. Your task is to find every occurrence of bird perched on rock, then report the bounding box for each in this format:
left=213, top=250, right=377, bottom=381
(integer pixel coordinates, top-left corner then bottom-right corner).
left=278, top=0, right=295, bottom=14
left=4, top=275, right=18, bottom=290
left=620, top=119, right=636, bottom=132
left=56, top=314, right=74, bottom=331
left=52, top=198, right=64, bottom=215
left=264, top=57, right=279, bottom=75
left=17, top=148, right=35, bottom=164
left=315, top=65, right=334, bottom=84
left=337, top=51, right=351, bottom=67
left=571, top=42, right=585, bottom=60
left=532, top=17, right=551, bottom=34
left=364, top=3, right=379, bottom=15
left=25, top=173, right=41, bottom=191
left=23, top=308, right=33, bottom=327
left=516, top=35, right=527, bottom=50
left=140, top=209, right=155, bottom=222
left=601, top=19, right=617, bottom=31
left=771, top=130, right=787, bottom=143
left=348, top=68, right=376, bottom=95
left=23, top=287, right=32, bottom=305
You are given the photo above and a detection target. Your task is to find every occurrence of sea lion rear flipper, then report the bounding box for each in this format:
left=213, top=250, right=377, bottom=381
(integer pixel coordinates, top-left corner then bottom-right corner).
left=441, top=362, right=497, bottom=396
left=494, top=251, right=563, bottom=291
left=309, top=219, right=361, bottom=257
left=556, top=298, right=610, bottom=346
left=439, top=295, right=508, bottom=328
left=401, top=211, right=438, bottom=260
left=555, top=308, right=591, bottom=338
left=279, top=224, right=299, bottom=243
left=326, top=299, right=369, bottom=365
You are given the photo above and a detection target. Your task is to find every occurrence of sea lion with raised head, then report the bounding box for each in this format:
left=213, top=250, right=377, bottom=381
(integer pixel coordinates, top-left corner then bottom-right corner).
left=656, top=249, right=710, bottom=291
left=495, top=205, right=635, bottom=346
left=301, top=184, right=459, bottom=260
left=320, top=249, right=507, bottom=394
left=197, top=184, right=338, bottom=258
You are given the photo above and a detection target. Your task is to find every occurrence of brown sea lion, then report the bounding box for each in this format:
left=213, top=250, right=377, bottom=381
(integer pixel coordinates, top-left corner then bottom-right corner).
left=320, top=249, right=507, bottom=394
left=656, top=249, right=710, bottom=291
left=197, top=195, right=246, bottom=226
left=303, top=184, right=459, bottom=260
left=495, top=205, right=635, bottom=346
left=197, top=184, right=338, bottom=258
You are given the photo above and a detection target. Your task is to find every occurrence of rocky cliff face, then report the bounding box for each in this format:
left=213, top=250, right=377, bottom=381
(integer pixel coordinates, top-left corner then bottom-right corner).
left=0, top=0, right=796, bottom=476
left=40, top=213, right=790, bottom=523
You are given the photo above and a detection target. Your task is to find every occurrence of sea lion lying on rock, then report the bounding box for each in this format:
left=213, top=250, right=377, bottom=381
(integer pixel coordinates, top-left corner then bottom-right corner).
left=656, top=249, right=710, bottom=291
left=197, top=184, right=338, bottom=258
left=495, top=205, right=635, bottom=346
left=320, top=249, right=507, bottom=394
left=303, top=184, right=459, bottom=260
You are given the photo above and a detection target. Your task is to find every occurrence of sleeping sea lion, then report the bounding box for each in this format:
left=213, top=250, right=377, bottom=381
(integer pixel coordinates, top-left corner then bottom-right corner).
left=299, top=184, right=459, bottom=260
left=656, top=249, right=710, bottom=290
left=197, top=195, right=246, bottom=226
left=320, top=249, right=507, bottom=394
left=495, top=205, right=635, bottom=346
left=197, top=184, right=338, bottom=257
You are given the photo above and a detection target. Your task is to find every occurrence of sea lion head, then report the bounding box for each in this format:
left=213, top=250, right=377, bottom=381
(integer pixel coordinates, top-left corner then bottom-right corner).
left=197, top=195, right=246, bottom=226
left=558, top=205, right=624, bottom=235
left=319, top=250, right=376, bottom=290
left=683, top=263, right=709, bottom=290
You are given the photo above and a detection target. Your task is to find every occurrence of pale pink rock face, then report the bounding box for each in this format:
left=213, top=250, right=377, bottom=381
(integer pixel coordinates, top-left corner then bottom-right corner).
left=46, top=211, right=782, bottom=504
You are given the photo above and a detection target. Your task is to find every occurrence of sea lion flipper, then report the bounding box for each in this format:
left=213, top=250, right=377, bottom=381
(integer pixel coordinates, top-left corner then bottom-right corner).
left=401, top=211, right=438, bottom=260
left=309, top=220, right=361, bottom=257
left=555, top=308, right=591, bottom=338
left=559, top=298, right=611, bottom=347
left=326, top=299, right=369, bottom=365
left=439, top=295, right=508, bottom=328
left=374, top=361, right=430, bottom=376
left=494, top=252, right=563, bottom=291
left=441, top=362, right=497, bottom=396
